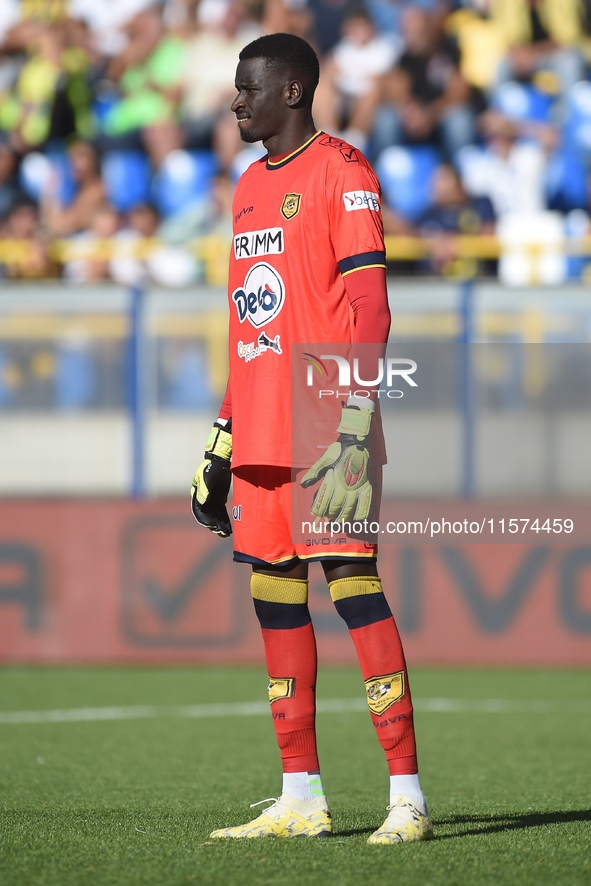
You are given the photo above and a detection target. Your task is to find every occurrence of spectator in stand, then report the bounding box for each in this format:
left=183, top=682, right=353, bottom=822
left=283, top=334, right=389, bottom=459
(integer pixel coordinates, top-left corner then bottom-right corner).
left=109, top=201, right=160, bottom=286
left=41, top=140, right=105, bottom=236
left=313, top=5, right=400, bottom=150
left=1, top=197, right=59, bottom=279
left=260, top=0, right=315, bottom=43
left=307, top=0, right=356, bottom=55
left=0, top=141, right=23, bottom=221
left=444, top=1, right=508, bottom=93
left=416, top=161, right=495, bottom=272
left=109, top=198, right=206, bottom=288
left=492, top=0, right=586, bottom=95
left=0, top=0, right=69, bottom=54
left=364, top=0, right=447, bottom=39
left=181, top=0, right=261, bottom=170
left=98, top=5, right=187, bottom=167
left=459, top=110, right=553, bottom=217
left=63, top=201, right=121, bottom=282
left=0, top=18, right=95, bottom=152
left=0, top=24, right=67, bottom=151
left=371, top=5, right=476, bottom=159
left=69, top=0, right=160, bottom=60
left=0, top=2, right=19, bottom=49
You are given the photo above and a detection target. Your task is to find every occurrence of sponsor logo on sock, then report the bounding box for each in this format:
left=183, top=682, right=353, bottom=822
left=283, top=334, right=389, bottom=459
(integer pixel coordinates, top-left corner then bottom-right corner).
left=267, top=676, right=296, bottom=703
left=364, top=671, right=405, bottom=715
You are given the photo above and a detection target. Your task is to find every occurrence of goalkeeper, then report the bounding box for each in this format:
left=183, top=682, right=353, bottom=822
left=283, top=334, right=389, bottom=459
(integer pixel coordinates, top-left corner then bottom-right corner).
left=191, top=33, right=432, bottom=845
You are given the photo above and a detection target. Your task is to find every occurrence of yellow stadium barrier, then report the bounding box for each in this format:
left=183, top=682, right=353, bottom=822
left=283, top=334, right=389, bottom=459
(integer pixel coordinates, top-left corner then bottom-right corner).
left=2, top=234, right=591, bottom=284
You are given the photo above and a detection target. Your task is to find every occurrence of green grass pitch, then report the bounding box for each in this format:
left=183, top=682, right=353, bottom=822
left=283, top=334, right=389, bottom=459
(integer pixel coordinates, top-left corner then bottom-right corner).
left=0, top=666, right=589, bottom=886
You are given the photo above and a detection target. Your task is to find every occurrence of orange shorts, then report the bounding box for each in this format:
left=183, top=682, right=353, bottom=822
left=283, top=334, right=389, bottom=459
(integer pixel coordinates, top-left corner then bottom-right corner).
left=231, top=465, right=380, bottom=566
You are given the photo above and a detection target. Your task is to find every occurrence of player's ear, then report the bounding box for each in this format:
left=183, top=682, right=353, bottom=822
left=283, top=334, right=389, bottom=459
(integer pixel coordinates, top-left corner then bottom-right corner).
left=286, top=79, right=304, bottom=108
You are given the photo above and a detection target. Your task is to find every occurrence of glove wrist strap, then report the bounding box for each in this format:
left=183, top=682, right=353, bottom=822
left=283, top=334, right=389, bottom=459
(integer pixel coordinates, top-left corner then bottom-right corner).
left=336, top=405, right=374, bottom=441
left=205, top=426, right=232, bottom=461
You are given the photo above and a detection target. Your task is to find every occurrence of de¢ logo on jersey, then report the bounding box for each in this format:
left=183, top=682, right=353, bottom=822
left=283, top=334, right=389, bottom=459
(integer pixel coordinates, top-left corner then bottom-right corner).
left=343, top=190, right=380, bottom=212
left=232, top=262, right=285, bottom=328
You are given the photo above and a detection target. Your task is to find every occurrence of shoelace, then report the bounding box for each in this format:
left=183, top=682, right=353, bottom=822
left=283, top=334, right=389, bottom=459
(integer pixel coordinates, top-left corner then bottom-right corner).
left=385, top=801, right=412, bottom=812
left=250, top=797, right=279, bottom=809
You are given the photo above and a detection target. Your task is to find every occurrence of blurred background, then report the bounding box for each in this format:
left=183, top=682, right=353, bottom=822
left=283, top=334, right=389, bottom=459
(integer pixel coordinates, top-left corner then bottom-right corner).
left=1, top=0, right=591, bottom=668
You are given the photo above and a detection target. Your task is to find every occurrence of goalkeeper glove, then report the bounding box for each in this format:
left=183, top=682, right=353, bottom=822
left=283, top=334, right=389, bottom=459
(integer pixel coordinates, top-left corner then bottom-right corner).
left=191, top=420, right=233, bottom=538
left=300, top=401, right=374, bottom=523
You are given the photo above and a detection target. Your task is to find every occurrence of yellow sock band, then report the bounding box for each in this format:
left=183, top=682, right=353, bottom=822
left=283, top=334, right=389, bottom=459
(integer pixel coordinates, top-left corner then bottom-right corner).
left=328, top=576, right=383, bottom=602
left=251, top=574, right=309, bottom=604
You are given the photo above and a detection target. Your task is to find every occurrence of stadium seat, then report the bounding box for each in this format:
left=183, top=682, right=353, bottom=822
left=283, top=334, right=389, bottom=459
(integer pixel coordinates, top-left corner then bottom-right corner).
left=19, top=151, right=76, bottom=204
left=564, top=81, right=591, bottom=160
left=545, top=147, right=589, bottom=212
left=101, top=151, right=152, bottom=213
left=150, top=149, right=218, bottom=219
left=374, top=145, right=441, bottom=221
left=491, top=81, right=554, bottom=122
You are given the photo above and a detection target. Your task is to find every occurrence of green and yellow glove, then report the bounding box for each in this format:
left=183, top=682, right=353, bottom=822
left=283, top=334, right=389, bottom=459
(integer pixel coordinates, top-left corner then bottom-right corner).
left=300, top=401, right=374, bottom=523
left=191, top=420, right=233, bottom=538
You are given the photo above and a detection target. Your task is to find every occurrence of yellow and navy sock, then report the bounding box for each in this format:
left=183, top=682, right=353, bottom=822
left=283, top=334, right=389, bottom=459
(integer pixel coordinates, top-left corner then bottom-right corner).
left=252, top=574, right=320, bottom=773
left=329, top=576, right=418, bottom=775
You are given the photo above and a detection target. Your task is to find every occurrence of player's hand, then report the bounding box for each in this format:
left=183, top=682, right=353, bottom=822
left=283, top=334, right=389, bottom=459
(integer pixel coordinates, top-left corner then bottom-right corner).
left=300, top=403, right=374, bottom=523
left=191, top=422, right=233, bottom=538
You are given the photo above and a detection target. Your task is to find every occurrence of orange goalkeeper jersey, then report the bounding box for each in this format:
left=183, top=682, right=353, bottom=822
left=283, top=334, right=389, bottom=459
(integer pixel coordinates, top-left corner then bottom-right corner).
left=228, top=131, right=387, bottom=469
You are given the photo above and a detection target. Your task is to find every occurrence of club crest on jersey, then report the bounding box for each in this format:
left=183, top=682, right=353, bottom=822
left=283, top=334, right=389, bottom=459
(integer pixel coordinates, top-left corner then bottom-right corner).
left=280, top=193, right=302, bottom=220
left=268, top=676, right=296, bottom=704
left=364, top=671, right=405, bottom=715
left=232, top=262, right=285, bottom=328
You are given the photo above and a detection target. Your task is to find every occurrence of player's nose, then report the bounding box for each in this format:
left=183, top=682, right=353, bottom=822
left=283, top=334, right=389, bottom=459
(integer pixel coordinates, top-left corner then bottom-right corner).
left=231, top=92, right=245, bottom=113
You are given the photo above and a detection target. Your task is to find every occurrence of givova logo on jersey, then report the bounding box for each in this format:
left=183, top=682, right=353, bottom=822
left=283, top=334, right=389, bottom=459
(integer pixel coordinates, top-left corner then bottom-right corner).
left=232, top=262, right=285, bottom=328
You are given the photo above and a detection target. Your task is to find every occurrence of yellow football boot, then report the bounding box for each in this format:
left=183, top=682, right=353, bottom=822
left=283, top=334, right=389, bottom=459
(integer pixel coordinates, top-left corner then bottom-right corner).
left=210, top=795, right=332, bottom=839
left=367, top=795, right=434, bottom=844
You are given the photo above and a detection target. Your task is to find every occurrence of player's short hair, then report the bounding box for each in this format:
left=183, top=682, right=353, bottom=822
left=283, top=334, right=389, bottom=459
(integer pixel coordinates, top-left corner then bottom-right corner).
left=239, top=33, right=320, bottom=98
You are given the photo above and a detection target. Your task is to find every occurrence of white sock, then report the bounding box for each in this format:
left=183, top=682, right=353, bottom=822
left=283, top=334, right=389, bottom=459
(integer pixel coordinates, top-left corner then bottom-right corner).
left=282, top=771, right=325, bottom=802
left=389, top=774, right=426, bottom=809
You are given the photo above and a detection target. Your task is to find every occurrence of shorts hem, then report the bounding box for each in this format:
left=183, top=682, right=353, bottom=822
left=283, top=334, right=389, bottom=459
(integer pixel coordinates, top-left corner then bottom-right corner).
left=297, top=551, right=378, bottom=563
left=233, top=550, right=300, bottom=567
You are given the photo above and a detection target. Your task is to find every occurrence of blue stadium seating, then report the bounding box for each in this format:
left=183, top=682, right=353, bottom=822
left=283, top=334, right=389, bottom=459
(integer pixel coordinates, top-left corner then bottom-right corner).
left=375, top=145, right=441, bottom=221
left=564, top=81, right=591, bottom=160
left=491, top=81, right=554, bottom=122
left=19, top=151, right=76, bottom=204
left=101, top=151, right=152, bottom=213
left=545, top=146, right=589, bottom=212
left=150, top=149, right=218, bottom=219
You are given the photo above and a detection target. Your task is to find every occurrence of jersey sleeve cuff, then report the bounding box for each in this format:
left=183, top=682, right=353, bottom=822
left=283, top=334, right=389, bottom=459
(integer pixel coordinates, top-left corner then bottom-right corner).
left=338, top=251, right=387, bottom=277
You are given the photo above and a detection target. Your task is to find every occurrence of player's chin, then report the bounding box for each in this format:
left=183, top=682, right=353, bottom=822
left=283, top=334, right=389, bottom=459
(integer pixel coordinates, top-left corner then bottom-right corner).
left=237, top=122, right=262, bottom=144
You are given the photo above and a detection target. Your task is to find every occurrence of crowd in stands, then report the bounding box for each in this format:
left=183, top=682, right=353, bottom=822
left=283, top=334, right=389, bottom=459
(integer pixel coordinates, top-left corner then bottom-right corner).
left=2, top=0, right=591, bottom=285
